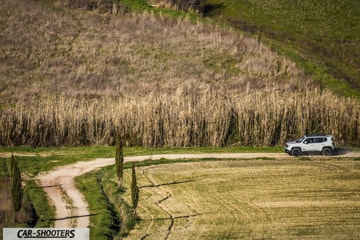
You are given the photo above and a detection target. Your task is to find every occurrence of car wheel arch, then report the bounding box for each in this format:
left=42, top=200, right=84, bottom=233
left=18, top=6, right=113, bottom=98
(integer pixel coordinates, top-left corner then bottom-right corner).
left=291, top=147, right=302, bottom=156
left=322, top=147, right=332, bottom=156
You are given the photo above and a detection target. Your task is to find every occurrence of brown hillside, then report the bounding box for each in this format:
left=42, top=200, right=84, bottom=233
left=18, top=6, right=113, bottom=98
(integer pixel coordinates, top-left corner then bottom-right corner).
left=0, top=0, right=359, bottom=147
left=0, top=0, right=307, bottom=103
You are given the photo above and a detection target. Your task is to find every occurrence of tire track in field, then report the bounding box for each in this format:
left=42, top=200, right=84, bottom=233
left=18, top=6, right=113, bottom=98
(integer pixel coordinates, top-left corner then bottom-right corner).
left=138, top=166, right=166, bottom=239
left=140, top=166, right=175, bottom=240
left=139, top=166, right=201, bottom=239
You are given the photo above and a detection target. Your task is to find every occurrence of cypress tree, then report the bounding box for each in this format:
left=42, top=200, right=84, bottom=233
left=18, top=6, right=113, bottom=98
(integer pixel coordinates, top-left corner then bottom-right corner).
left=10, top=153, right=16, bottom=177
left=11, top=154, right=23, bottom=221
left=115, top=128, right=124, bottom=183
left=131, top=162, right=139, bottom=220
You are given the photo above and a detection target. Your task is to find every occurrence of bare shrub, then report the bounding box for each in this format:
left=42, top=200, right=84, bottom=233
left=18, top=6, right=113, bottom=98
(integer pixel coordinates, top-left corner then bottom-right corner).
left=56, top=0, right=115, bottom=12
left=148, top=0, right=201, bottom=12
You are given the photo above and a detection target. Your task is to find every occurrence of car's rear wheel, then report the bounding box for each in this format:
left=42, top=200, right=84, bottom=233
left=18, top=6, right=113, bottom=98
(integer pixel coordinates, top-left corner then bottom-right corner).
left=291, top=148, right=302, bottom=156
left=322, top=147, right=332, bottom=156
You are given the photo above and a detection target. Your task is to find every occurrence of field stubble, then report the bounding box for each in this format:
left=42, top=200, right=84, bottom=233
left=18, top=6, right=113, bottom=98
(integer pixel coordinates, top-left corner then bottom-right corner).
left=118, top=160, right=360, bottom=239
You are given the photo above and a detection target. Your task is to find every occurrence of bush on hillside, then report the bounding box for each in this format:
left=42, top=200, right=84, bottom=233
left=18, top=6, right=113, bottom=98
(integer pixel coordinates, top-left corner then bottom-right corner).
left=55, top=0, right=117, bottom=12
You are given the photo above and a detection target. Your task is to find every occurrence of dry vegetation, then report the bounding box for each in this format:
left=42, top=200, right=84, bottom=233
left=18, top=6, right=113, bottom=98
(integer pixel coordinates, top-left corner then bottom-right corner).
left=2, top=89, right=360, bottom=147
left=147, top=0, right=201, bottom=11
left=0, top=0, right=360, bottom=147
left=0, top=0, right=304, bottom=101
left=55, top=0, right=115, bottom=12
left=116, top=160, right=360, bottom=239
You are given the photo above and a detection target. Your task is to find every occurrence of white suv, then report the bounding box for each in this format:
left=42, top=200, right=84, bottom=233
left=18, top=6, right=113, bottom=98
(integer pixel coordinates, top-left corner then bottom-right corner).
left=285, top=135, right=336, bottom=156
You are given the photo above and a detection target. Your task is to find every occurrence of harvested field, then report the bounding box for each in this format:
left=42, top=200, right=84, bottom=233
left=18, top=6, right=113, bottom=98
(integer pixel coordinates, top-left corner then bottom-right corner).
left=120, top=160, right=360, bottom=239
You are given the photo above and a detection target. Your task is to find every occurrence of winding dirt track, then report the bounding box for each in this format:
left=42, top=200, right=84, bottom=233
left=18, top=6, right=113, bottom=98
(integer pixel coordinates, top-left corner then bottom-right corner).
left=36, top=152, right=360, bottom=228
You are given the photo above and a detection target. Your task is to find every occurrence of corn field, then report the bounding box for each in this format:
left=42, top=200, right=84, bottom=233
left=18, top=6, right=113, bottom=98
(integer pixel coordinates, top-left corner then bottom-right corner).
left=1, top=89, right=359, bottom=147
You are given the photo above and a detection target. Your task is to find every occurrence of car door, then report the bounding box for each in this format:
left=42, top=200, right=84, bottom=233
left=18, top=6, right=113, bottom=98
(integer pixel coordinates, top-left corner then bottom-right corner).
left=317, top=137, right=327, bottom=149
left=302, top=138, right=317, bottom=152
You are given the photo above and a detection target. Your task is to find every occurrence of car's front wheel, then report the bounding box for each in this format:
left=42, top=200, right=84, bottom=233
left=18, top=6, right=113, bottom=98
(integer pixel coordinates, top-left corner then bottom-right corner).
left=291, top=148, right=302, bottom=156
left=322, top=147, right=332, bottom=156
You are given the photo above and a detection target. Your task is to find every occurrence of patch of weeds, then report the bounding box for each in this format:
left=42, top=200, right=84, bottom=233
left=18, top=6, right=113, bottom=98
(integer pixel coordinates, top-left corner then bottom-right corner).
left=290, top=225, right=318, bottom=236
left=76, top=169, right=120, bottom=240
left=119, top=0, right=152, bottom=12
left=203, top=53, right=241, bottom=75
left=96, top=166, right=139, bottom=238
left=255, top=157, right=276, bottom=160
left=25, top=181, right=54, bottom=227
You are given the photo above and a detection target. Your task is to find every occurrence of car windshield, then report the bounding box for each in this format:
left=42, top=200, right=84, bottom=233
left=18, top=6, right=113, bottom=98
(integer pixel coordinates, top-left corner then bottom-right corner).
left=296, top=136, right=305, bottom=143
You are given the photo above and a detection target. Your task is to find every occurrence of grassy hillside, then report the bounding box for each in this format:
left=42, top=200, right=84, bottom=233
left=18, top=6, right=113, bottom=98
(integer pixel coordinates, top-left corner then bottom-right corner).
left=0, top=0, right=360, bottom=147
left=203, top=0, right=360, bottom=96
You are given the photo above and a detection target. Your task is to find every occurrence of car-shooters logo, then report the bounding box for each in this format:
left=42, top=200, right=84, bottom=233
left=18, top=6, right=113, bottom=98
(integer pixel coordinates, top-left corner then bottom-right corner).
left=3, top=228, right=89, bottom=240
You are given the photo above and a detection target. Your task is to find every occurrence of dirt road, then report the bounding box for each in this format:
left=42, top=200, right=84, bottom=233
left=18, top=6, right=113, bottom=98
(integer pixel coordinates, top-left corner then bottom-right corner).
left=36, top=151, right=360, bottom=228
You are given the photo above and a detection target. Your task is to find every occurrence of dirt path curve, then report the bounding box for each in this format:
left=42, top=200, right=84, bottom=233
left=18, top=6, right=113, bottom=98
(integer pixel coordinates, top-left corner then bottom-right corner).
left=36, top=151, right=359, bottom=228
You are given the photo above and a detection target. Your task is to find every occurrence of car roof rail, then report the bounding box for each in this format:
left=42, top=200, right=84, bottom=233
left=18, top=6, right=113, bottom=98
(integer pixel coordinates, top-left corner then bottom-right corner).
left=307, top=134, right=328, bottom=137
